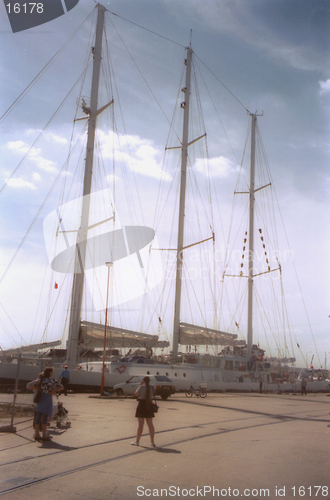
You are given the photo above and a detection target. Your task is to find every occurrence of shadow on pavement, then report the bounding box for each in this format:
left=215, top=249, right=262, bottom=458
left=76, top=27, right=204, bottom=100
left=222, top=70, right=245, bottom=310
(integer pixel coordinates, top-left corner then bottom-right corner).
left=154, top=447, right=181, bottom=454
left=38, top=441, right=77, bottom=451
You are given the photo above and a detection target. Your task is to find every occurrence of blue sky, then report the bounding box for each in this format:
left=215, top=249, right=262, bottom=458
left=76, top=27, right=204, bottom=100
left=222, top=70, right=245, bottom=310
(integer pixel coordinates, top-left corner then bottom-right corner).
left=0, top=1, right=329, bottom=368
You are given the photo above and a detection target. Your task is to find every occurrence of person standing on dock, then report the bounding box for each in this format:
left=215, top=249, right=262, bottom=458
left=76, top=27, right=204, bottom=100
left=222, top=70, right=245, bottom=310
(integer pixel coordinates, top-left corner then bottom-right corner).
left=131, top=376, right=156, bottom=447
left=59, top=365, right=70, bottom=396
left=34, top=367, right=63, bottom=441
left=26, top=372, right=44, bottom=429
left=301, top=378, right=307, bottom=395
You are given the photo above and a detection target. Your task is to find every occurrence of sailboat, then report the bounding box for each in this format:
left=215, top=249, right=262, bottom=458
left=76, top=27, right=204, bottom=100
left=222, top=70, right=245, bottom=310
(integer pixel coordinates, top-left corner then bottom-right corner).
left=0, top=4, right=328, bottom=394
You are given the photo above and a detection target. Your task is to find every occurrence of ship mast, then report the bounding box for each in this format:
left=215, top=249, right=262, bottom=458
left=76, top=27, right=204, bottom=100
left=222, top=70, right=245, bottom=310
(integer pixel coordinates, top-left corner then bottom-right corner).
left=247, top=113, right=257, bottom=360
left=66, top=4, right=106, bottom=368
left=172, top=45, right=193, bottom=358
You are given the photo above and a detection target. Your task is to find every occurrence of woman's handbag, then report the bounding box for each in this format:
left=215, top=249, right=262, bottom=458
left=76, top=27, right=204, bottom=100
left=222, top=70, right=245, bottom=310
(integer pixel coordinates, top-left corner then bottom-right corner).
left=151, top=393, right=159, bottom=413
left=151, top=401, right=158, bottom=413
left=33, top=378, right=43, bottom=404
left=33, top=388, right=42, bottom=404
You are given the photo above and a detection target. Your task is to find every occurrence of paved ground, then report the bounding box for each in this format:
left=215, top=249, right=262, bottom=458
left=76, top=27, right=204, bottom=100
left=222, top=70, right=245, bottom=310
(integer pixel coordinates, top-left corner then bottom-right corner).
left=0, top=392, right=329, bottom=499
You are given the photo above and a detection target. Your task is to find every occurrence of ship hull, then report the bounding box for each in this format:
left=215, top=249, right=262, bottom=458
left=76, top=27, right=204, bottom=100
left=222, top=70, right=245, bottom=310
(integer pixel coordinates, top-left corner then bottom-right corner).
left=1, top=360, right=328, bottom=394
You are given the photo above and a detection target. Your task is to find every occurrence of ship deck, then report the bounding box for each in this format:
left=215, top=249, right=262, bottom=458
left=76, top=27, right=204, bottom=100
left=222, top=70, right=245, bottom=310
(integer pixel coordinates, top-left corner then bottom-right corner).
left=0, top=392, right=329, bottom=499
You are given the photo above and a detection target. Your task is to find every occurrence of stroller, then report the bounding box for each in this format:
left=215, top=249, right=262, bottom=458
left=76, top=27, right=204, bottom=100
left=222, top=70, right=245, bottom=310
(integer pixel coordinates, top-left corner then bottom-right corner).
left=52, top=397, right=71, bottom=428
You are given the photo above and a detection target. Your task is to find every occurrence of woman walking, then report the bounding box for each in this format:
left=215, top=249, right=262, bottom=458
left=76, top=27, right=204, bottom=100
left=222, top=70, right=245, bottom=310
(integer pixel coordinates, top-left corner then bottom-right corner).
left=131, top=376, right=156, bottom=447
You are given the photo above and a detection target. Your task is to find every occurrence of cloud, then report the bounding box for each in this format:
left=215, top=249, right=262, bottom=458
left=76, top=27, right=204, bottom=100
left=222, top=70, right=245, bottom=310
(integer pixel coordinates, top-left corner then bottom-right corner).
left=44, top=132, right=68, bottom=145
left=5, top=177, right=36, bottom=190
left=319, top=79, right=330, bottom=95
left=7, top=140, right=58, bottom=173
left=25, top=129, right=68, bottom=145
left=97, top=130, right=172, bottom=181
left=128, top=142, right=169, bottom=179
left=194, top=156, right=239, bottom=178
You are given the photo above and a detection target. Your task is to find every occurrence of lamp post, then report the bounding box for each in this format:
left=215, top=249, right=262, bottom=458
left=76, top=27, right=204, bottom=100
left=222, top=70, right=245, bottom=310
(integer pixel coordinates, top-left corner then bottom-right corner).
left=101, top=262, right=113, bottom=396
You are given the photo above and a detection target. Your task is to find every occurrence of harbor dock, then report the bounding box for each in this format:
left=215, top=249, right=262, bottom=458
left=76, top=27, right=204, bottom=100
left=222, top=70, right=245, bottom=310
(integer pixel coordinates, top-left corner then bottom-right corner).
left=0, top=393, right=329, bottom=499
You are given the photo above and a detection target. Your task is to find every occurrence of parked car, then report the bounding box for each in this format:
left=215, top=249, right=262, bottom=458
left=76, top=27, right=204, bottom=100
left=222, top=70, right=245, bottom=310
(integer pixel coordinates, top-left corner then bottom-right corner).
left=112, top=375, right=176, bottom=400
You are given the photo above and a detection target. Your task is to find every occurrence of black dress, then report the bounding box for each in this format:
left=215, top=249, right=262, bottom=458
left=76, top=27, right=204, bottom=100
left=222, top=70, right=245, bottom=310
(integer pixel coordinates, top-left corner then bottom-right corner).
left=135, top=385, right=155, bottom=418
left=135, top=399, right=155, bottom=418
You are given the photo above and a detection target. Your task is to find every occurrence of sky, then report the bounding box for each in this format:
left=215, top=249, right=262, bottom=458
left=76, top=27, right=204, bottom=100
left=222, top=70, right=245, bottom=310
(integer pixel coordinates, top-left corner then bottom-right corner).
left=0, top=0, right=329, bottom=369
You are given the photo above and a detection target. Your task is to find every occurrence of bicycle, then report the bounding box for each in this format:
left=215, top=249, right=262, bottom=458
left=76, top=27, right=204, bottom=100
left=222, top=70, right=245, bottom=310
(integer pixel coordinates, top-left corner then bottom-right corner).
left=185, top=385, right=207, bottom=398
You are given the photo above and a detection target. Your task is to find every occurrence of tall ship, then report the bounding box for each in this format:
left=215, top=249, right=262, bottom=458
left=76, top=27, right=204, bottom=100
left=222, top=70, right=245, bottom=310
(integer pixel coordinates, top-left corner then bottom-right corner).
left=0, top=4, right=328, bottom=393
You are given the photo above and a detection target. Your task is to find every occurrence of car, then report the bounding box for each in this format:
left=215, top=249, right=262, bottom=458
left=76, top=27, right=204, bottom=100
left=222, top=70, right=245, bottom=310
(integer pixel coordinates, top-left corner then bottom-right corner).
left=112, top=375, right=176, bottom=400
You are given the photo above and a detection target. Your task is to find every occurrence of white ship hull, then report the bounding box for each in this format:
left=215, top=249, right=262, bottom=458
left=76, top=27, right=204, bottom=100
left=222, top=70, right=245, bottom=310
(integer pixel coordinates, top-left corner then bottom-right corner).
left=1, top=357, right=329, bottom=394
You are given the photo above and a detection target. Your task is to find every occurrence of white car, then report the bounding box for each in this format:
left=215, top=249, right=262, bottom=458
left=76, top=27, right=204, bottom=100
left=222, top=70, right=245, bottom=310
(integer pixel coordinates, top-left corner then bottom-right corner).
left=112, top=375, right=176, bottom=400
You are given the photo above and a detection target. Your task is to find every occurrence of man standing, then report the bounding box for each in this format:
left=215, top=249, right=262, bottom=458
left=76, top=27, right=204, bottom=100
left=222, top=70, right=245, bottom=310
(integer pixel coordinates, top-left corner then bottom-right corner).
left=59, top=365, right=70, bottom=396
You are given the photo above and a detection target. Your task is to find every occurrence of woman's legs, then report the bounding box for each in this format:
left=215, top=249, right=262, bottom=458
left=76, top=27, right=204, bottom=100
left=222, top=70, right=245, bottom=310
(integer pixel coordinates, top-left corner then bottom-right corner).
left=41, top=423, right=48, bottom=439
left=35, top=411, right=47, bottom=439
left=41, top=413, right=49, bottom=438
left=34, top=423, right=41, bottom=439
left=146, top=418, right=155, bottom=444
left=34, top=412, right=41, bottom=439
left=35, top=413, right=49, bottom=440
left=136, top=417, right=144, bottom=443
